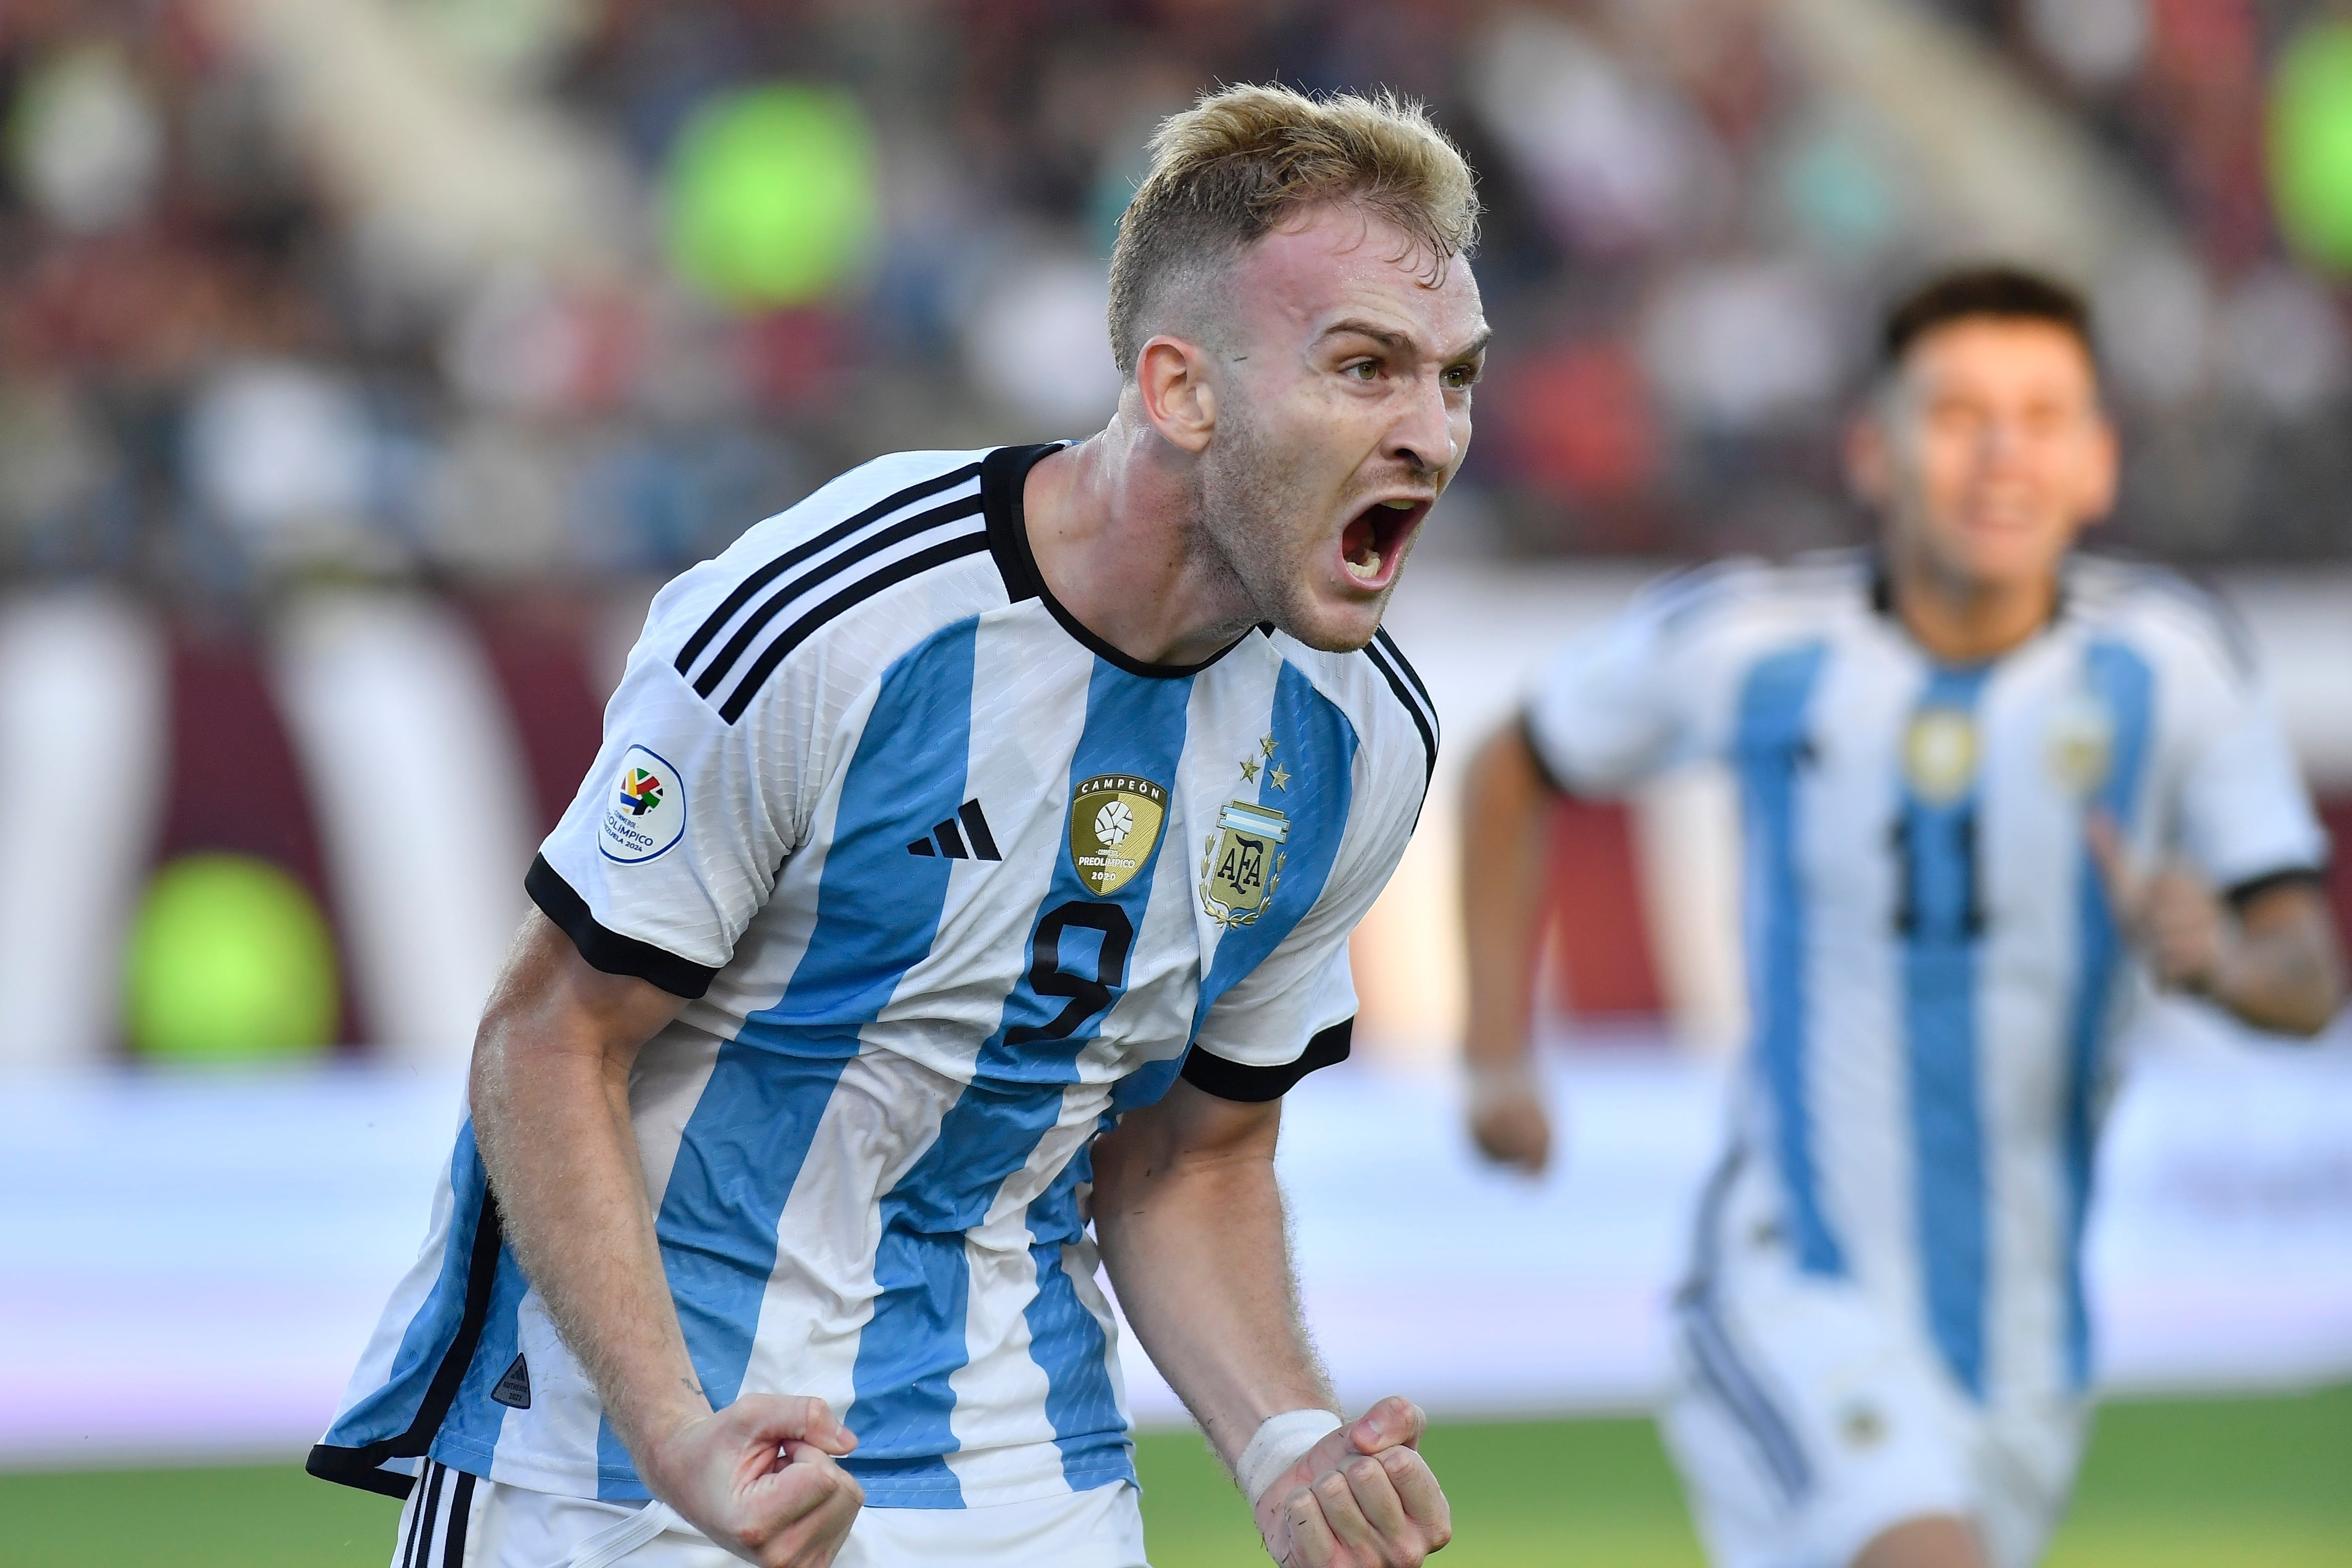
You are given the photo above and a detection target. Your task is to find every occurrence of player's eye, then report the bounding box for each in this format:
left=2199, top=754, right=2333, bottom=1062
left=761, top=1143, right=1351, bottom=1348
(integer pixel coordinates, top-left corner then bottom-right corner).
left=1443, top=363, right=1478, bottom=390
left=1343, top=359, right=1380, bottom=381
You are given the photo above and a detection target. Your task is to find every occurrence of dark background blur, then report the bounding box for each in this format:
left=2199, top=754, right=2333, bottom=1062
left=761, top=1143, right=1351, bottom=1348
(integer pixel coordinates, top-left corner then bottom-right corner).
left=6, top=0, right=2349, bottom=607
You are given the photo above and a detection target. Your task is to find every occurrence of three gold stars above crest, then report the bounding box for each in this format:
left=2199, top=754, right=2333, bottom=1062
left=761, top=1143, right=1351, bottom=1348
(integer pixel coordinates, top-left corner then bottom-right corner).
left=1238, top=733, right=1289, bottom=791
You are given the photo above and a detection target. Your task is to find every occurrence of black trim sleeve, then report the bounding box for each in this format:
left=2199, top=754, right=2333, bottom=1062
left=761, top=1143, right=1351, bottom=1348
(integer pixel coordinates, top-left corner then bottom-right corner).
left=526, top=854, right=719, bottom=999
left=1181, top=1017, right=1353, bottom=1103
left=2224, top=865, right=2329, bottom=912
left=1518, top=710, right=1574, bottom=798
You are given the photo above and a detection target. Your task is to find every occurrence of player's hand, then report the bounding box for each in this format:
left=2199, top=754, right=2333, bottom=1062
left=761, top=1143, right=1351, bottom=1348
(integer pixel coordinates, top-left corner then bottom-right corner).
left=1467, top=1062, right=1551, bottom=1173
left=641, top=1394, right=863, bottom=1568
left=1254, top=1396, right=1452, bottom=1567
left=2086, top=812, right=2232, bottom=995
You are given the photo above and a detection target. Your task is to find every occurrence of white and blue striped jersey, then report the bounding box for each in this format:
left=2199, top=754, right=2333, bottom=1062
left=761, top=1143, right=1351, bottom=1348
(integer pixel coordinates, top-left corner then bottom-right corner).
left=1523, top=552, right=2327, bottom=1417
left=313, top=445, right=1439, bottom=1510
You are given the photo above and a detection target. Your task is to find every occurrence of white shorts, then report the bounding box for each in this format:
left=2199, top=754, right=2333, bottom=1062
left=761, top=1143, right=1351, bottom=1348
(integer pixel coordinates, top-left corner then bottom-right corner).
left=1660, top=1166, right=2086, bottom=1568
left=387, top=1461, right=1151, bottom=1568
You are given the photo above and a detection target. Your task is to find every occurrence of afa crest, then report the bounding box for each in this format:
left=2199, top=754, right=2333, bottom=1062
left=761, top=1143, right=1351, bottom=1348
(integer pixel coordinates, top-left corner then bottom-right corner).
left=2045, top=693, right=2115, bottom=797
left=1069, top=774, right=1168, bottom=895
left=1201, top=800, right=1289, bottom=927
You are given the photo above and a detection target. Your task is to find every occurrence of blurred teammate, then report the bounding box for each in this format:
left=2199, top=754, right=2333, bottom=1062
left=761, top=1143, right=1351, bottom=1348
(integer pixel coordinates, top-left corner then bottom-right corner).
left=312, top=85, right=1475, bottom=1568
left=1459, top=268, right=2343, bottom=1568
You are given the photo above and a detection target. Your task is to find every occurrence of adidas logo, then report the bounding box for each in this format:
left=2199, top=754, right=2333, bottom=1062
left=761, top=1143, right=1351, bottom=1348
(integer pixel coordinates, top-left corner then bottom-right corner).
left=491, top=1353, right=531, bottom=1410
left=908, top=800, right=1001, bottom=861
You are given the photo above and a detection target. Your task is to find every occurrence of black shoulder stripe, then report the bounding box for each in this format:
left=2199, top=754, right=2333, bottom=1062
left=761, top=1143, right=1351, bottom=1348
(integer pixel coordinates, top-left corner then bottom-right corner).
left=715, top=530, right=991, bottom=723
left=1372, top=625, right=1436, bottom=717
left=689, top=490, right=984, bottom=698
left=1362, top=635, right=1438, bottom=791
left=674, top=462, right=982, bottom=678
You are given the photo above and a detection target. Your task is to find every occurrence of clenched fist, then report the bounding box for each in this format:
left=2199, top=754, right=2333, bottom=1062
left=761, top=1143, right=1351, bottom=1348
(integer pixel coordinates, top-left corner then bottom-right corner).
left=2086, top=813, right=2231, bottom=995
left=1467, top=1062, right=1551, bottom=1174
left=1254, top=1397, right=1452, bottom=1567
left=642, top=1394, right=863, bottom=1568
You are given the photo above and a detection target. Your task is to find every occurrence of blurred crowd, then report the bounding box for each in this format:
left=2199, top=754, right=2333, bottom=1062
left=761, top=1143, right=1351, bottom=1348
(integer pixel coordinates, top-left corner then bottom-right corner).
left=4, top=0, right=2349, bottom=600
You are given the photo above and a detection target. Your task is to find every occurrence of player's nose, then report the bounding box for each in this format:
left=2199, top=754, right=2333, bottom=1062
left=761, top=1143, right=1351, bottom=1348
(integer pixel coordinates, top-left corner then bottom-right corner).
left=1383, top=370, right=1456, bottom=478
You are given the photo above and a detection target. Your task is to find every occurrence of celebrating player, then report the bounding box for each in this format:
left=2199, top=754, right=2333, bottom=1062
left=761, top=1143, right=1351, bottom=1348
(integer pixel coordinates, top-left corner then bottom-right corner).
left=313, top=85, right=1476, bottom=1568
left=1459, top=268, right=2343, bottom=1568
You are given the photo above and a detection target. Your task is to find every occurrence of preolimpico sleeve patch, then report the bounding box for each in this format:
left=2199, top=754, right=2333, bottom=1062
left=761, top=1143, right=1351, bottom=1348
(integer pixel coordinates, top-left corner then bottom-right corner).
left=599, top=744, right=688, bottom=863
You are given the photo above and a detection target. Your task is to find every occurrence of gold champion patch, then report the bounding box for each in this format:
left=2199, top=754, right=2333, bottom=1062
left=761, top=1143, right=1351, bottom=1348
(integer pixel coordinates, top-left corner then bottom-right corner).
left=1068, top=774, right=1168, bottom=896
left=1201, top=799, right=1289, bottom=928
left=1901, top=707, right=1979, bottom=805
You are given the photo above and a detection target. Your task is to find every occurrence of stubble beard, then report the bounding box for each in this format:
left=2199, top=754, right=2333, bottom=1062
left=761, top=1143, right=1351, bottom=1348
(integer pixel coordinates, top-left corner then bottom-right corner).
left=1195, top=396, right=1394, bottom=654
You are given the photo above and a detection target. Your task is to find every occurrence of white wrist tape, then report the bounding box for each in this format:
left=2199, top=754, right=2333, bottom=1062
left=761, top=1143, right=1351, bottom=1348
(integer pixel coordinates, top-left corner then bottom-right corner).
left=1236, top=1408, right=1344, bottom=1504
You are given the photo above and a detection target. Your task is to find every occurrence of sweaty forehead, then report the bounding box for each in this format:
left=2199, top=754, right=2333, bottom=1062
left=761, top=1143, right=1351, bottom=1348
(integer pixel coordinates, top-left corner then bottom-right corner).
left=1224, top=204, right=1483, bottom=355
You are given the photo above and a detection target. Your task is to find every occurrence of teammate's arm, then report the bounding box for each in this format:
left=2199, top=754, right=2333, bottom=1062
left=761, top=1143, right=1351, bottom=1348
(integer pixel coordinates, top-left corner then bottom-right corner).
left=2087, top=816, right=2345, bottom=1036
left=1091, top=1078, right=1451, bottom=1566
left=1458, top=721, right=1560, bottom=1173
left=469, top=912, right=863, bottom=1567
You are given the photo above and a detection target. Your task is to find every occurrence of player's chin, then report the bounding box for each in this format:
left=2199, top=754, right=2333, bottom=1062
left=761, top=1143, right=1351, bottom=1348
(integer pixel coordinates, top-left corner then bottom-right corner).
left=1277, top=575, right=1398, bottom=652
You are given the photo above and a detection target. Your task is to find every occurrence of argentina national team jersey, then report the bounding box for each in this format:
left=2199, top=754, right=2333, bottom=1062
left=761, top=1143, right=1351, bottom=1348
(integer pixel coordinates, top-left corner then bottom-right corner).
left=1523, top=553, right=2327, bottom=1418
left=312, top=444, right=1439, bottom=1508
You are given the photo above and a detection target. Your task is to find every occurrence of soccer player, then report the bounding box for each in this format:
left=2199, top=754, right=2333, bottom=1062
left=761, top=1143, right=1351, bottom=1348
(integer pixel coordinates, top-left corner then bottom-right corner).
left=1459, top=268, right=2343, bottom=1568
left=312, top=86, right=1476, bottom=1568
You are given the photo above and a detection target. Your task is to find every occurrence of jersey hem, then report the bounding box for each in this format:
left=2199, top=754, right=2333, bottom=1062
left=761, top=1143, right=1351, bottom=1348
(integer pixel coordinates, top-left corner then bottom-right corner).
left=408, top=1438, right=1139, bottom=1513
left=1183, top=1016, right=1353, bottom=1102
left=306, top=1442, right=421, bottom=1499
left=527, top=853, right=719, bottom=999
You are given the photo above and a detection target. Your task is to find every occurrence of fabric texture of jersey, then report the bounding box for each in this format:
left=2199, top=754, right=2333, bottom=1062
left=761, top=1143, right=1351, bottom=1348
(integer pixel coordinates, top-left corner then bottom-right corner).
left=314, top=445, right=1438, bottom=1511
left=1521, top=551, right=2326, bottom=1457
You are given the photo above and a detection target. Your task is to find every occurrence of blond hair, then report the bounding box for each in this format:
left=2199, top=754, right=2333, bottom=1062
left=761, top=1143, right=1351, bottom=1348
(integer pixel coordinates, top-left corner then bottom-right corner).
left=1106, top=83, right=1479, bottom=378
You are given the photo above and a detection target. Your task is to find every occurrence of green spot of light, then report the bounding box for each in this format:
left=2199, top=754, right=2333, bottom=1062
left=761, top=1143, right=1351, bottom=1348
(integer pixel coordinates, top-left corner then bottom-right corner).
left=124, top=853, right=338, bottom=1064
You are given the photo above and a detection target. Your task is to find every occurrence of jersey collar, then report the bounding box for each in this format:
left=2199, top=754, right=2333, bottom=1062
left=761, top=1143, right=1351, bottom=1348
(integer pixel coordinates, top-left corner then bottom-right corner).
left=982, top=442, right=1255, bottom=680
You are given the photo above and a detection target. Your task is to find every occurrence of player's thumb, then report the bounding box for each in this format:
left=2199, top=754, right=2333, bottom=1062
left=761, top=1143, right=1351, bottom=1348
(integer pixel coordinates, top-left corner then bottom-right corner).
left=736, top=1394, right=857, bottom=1457
left=2083, top=811, right=2141, bottom=921
left=1348, top=1395, right=1427, bottom=1455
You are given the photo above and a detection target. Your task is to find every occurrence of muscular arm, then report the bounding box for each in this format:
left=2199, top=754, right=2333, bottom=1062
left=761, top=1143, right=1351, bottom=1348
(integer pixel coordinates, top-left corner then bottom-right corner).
left=2088, top=818, right=2346, bottom=1037
left=469, top=912, right=703, bottom=1453
left=2198, top=882, right=2344, bottom=1036
left=1092, top=1079, right=1449, bottom=1565
left=1458, top=722, right=1562, bottom=1171
left=1090, top=1080, right=1329, bottom=1460
left=469, top=912, right=860, bottom=1566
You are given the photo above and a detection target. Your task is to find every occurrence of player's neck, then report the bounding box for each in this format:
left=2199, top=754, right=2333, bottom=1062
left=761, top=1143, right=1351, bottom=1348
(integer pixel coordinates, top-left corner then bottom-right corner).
left=1885, top=549, right=2059, bottom=666
left=1021, top=423, right=1262, bottom=668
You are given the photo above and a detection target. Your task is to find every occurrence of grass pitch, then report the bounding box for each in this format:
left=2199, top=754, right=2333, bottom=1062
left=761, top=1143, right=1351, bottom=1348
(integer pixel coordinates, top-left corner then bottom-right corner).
left=1, top=1387, right=2342, bottom=1567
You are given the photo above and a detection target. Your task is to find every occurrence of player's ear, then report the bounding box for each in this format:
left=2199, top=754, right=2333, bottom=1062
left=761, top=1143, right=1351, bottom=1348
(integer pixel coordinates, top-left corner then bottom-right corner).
left=1845, top=408, right=1892, bottom=507
left=2077, top=408, right=2120, bottom=527
left=1134, top=335, right=1217, bottom=454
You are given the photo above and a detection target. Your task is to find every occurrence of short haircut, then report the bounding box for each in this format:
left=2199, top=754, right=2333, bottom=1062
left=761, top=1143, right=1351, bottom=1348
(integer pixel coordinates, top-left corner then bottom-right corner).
left=1106, top=83, right=1480, bottom=378
left=1881, top=265, right=2097, bottom=371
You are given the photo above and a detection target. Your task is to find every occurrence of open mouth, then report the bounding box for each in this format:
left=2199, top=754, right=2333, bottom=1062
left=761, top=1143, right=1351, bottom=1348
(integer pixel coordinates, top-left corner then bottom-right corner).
left=1338, top=497, right=1430, bottom=589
